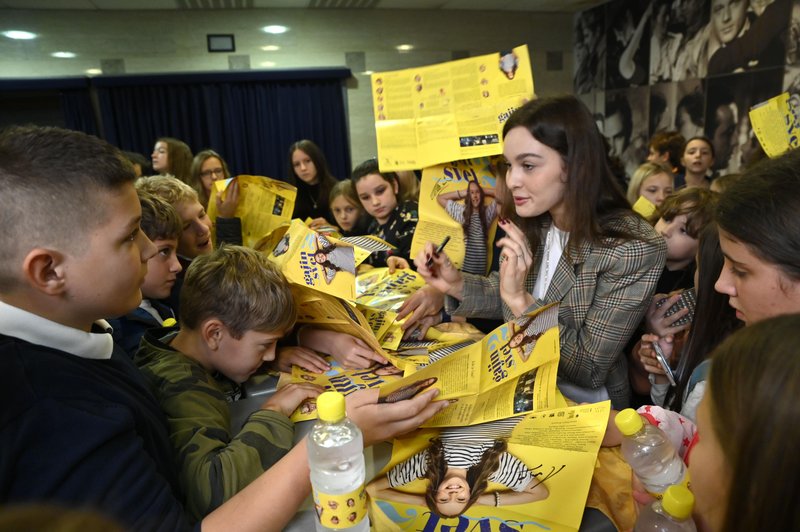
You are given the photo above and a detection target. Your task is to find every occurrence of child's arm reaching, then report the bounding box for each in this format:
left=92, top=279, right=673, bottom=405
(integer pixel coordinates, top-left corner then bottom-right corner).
left=273, top=346, right=331, bottom=373
left=298, top=327, right=387, bottom=369
left=202, top=387, right=449, bottom=532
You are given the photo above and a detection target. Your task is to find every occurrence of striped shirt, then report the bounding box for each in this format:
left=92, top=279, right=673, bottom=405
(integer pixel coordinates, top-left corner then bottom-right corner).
left=445, top=200, right=498, bottom=275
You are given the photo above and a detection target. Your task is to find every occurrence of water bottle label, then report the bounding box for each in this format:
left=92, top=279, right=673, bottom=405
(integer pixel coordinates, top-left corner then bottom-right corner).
left=312, top=485, right=368, bottom=529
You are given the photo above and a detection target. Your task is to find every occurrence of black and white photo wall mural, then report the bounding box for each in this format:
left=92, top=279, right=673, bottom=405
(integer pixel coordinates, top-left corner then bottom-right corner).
left=575, top=0, right=798, bottom=178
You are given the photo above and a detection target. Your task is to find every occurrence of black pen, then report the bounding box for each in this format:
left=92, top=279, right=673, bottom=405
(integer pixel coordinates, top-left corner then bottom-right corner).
left=426, top=236, right=451, bottom=267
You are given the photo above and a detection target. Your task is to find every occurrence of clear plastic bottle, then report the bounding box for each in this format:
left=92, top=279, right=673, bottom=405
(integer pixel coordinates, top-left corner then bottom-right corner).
left=614, top=409, right=687, bottom=496
left=634, top=485, right=697, bottom=531
left=308, top=391, right=369, bottom=531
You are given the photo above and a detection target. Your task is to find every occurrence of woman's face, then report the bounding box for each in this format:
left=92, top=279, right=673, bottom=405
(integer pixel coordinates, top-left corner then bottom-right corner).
left=468, top=182, right=482, bottom=208
left=682, top=139, right=715, bottom=176
left=199, top=157, right=225, bottom=194
left=687, top=395, right=730, bottom=532
left=292, top=149, right=318, bottom=185
left=638, top=172, right=673, bottom=207
left=715, top=230, right=800, bottom=324
left=330, top=195, right=360, bottom=232
left=355, top=173, right=398, bottom=225
left=152, top=141, right=169, bottom=173
left=435, top=474, right=470, bottom=516
left=503, top=126, right=568, bottom=228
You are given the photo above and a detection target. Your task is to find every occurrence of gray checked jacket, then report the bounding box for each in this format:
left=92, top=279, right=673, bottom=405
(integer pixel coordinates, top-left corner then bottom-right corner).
left=446, top=214, right=667, bottom=409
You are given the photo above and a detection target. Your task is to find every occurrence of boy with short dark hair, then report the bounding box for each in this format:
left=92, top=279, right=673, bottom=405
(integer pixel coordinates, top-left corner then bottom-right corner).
left=108, top=191, right=182, bottom=357
left=135, top=245, right=321, bottom=520
left=0, top=125, right=188, bottom=530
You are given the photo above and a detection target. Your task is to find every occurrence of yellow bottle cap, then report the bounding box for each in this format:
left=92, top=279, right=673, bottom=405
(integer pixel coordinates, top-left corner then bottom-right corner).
left=316, top=391, right=346, bottom=423
left=662, top=485, right=695, bottom=520
left=614, top=408, right=644, bottom=436
left=162, top=318, right=177, bottom=327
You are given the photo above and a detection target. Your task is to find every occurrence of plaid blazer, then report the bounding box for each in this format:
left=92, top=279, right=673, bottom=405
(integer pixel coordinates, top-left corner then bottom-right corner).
left=447, top=214, right=666, bottom=409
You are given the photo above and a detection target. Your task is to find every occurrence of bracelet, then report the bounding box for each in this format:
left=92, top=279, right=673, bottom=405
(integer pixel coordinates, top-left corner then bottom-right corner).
left=494, top=491, right=500, bottom=507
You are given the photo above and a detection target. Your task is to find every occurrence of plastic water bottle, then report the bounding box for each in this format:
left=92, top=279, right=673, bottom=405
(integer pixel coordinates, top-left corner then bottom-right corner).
left=308, top=391, right=369, bottom=531
left=634, top=485, right=697, bottom=531
left=614, top=409, right=687, bottom=497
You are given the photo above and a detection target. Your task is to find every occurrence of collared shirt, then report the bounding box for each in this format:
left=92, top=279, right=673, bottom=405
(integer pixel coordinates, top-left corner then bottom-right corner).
left=0, top=299, right=113, bottom=360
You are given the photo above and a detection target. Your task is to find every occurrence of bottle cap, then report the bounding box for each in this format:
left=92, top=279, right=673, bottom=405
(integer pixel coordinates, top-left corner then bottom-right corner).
left=317, top=391, right=346, bottom=423
left=614, top=408, right=644, bottom=436
left=662, top=485, right=695, bottom=520
left=162, top=318, right=177, bottom=327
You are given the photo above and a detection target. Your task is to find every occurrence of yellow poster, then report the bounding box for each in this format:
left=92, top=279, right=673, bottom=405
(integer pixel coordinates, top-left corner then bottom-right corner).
left=377, top=304, right=563, bottom=427
left=264, top=219, right=368, bottom=300
left=749, top=91, right=800, bottom=158
left=411, top=157, right=500, bottom=273
left=207, top=174, right=296, bottom=248
left=367, top=401, right=610, bottom=532
left=372, top=44, right=535, bottom=170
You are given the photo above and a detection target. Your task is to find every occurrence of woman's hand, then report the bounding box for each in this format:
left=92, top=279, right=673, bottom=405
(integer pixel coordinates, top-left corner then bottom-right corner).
left=397, top=285, right=444, bottom=338
left=496, top=218, right=535, bottom=316
left=413, top=242, right=464, bottom=298
left=215, top=178, right=240, bottom=218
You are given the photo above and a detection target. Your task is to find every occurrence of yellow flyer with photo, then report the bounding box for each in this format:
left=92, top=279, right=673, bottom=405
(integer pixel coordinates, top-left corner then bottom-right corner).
left=372, top=44, right=534, bottom=170
left=367, top=402, right=610, bottom=532
left=264, top=219, right=365, bottom=300
left=377, top=304, right=562, bottom=427
left=207, top=174, right=296, bottom=248
left=411, top=157, right=500, bottom=273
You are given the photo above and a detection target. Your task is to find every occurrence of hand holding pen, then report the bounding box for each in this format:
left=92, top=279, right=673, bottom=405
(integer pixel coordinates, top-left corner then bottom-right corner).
left=414, top=236, right=464, bottom=299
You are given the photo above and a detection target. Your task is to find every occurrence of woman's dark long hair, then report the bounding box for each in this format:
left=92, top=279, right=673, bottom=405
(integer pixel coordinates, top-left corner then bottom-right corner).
left=500, top=95, right=636, bottom=255
left=423, top=438, right=506, bottom=517
left=666, top=223, right=741, bottom=412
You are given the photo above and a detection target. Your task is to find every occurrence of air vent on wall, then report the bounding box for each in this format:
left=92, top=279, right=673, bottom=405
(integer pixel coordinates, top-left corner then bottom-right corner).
left=177, top=0, right=254, bottom=9
left=308, top=0, right=379, bottom=8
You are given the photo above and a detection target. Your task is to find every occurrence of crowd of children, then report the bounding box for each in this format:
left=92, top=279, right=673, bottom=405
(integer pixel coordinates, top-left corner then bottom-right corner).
left=3, top=89, right=800, bottom=531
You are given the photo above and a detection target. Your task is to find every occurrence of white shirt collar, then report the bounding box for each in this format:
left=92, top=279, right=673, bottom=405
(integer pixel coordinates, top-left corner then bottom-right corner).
left=0, top=300, right=114, bottom=360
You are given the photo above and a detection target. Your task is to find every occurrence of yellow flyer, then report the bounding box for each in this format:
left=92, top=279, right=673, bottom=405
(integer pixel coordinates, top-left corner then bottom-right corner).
left=411, top=157, right=500, bottom=273
left=264, top=219, right=369, bottom=300
left=377, top=304, right=562, bottom=427
left=355, top=268, right=426, bottom=312
left=367, top=402, right=610, bottom=532
left=207, top=174, right=296, bottom=248
left=749, top=91, right=800, bottom=157
left=372, top=44, right=534, bottom=170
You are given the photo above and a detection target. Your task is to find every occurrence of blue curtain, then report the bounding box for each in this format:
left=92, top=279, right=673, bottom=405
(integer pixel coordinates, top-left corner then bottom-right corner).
left=0, top=77, right=96, bottom=135
left=61, top=88, right=98, bottom=136
left=92, top=69, right=352, bottom=181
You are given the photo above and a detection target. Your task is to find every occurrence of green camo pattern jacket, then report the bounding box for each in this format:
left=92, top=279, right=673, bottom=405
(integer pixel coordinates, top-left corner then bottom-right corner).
left=135, top=327, right=294, bottom=521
